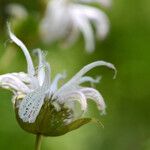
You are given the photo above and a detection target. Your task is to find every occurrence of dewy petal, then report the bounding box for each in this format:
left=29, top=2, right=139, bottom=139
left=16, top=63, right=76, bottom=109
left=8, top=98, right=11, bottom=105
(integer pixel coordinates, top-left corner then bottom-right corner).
left=57, top=91, right=87, bottom=112
left=80, top=87, right=106, bottom=114
left=50, top=72, right=66, bottom=94
left=33, top=49, right=46, bottom=86
left=71, top=5, right=95, bottom=52
left=8, top=25, right=35, bottom=76
left=0, top=73, right=30, bottom=93
left=18, top=63, right=50, bottom=123
left=54, top=61, right=116, bottom=98
left=18, top=87, right=46, bottom=123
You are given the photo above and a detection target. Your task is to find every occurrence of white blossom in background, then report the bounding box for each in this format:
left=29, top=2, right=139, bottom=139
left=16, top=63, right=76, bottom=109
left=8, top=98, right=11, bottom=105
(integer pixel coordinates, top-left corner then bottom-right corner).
left=5, top=3, right=28, bottom=20
left=0, top=26, right=116, bottom=135
left=39, top=0, right=111, bottom=53
left=78, top=0, right=111, bottom=8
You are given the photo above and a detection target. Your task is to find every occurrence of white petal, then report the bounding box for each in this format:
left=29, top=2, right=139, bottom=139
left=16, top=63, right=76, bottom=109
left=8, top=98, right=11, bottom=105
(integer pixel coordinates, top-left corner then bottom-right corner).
left=0, top=73, right=30, bottom=93
left=18, top=63, right=50, bottom=123
left=18, top=87, right=46, bottom=123
left=74, top=4, right=109, bottom=40
left=80, top=87, right=106, bottom=114
left=33, top=49, right=47, bottom=86
left=12, top=72, right=31, bottom=84
left=41, top=62, right=51, bottom=90
left=71, top=5, right=95, bottom=52
left=79, top=76, right=101, bottom=84
left=54, top=61, right=116, bottom=98
left=70, top=60, right=116, bottom=81
left=12, top=72, right=39, bottom=90
left=50, top=72, right=66, bottom=93
left=57, top=91, right=87, bottom=112
left=8, top=24, right=35, bottom=76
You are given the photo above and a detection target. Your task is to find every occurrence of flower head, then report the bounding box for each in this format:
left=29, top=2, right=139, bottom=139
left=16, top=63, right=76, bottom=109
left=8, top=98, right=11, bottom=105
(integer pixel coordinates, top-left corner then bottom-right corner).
left=39, top=0, right=111, bottom=53
left=0, top=27, right=116, bottom=136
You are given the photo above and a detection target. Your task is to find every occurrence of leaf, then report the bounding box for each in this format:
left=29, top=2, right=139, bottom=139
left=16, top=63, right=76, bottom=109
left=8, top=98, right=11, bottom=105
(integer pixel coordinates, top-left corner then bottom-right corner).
left=44, top=118, right=92, bottom=137
left=66, top=118, right=92, bottom=132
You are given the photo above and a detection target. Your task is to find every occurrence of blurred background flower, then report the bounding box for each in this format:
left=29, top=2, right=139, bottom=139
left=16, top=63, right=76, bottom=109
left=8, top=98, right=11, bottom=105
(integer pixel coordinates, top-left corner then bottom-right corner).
left=78, top=0, right=111, bottom=8
left=0, top=0, right=150, bottom=150
left=39, top=0, right=110, bottom=53
left=6, top=3, right=28, bottom=21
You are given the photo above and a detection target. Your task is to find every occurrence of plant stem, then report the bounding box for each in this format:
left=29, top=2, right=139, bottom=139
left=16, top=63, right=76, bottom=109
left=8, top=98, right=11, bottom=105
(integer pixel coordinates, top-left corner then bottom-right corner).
left=35, top=134, right=42, bottom=150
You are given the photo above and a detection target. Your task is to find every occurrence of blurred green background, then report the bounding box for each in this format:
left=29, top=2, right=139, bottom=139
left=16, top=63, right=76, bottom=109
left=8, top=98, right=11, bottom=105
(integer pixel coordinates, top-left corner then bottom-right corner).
left=0, top=0, right=150, bottom=150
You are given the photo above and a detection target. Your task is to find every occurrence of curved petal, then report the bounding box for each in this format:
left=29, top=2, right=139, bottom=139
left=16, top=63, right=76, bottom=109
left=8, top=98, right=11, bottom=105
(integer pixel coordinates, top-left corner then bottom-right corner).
left=41, top=63, right=51, bottom=90
left=0, top=73, right=30, bottom=93
left=56, top=91, right=87, bottom=112
left=54, top=61, right=116, bottom=98
left=79, top=76, right=101, bottom=84
left=68, top=60, right=116, bottom=82
left=12, top=72, right=32, bottom=84
left=33, top=49, right=47, bottom=86
left=74, top=4, right=109, bottom=39
left=3, top=72, right=39, bottom=92
left=8, top=24, right=35, bottom=76
left=80, top=87, right=106, bottom=114
left=71, top=5, right=95, bottom=52
left=50, top=72, right=66, bottom=93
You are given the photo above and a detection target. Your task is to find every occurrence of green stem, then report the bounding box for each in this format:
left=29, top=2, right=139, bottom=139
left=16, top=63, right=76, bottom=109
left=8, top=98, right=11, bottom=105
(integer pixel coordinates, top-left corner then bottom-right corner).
left=35, top=134, right=42, bottom=150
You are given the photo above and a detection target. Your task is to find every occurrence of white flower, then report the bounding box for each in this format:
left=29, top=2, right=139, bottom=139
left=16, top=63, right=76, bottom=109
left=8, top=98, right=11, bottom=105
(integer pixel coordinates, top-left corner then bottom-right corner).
left=0, top=27, right=116, bottom=133
left=39, top=0, right=110, bottom=53
left=6, top=3, right=28, bottom=20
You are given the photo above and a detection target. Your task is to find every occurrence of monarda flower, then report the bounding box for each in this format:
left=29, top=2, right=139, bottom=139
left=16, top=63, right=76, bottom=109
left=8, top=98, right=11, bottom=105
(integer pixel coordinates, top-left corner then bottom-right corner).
left=39, top=0, right=111, bottom=53
left=0, top=27, right=116, bottom=149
